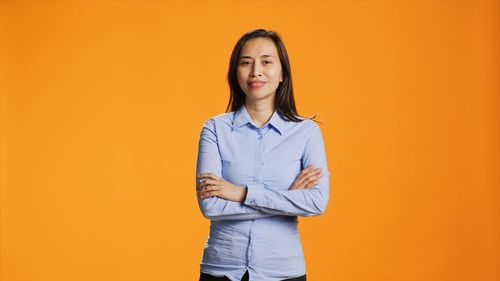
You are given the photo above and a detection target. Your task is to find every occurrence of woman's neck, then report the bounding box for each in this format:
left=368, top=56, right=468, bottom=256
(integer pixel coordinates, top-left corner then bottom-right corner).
left=244, top=100, right=275, bottom=128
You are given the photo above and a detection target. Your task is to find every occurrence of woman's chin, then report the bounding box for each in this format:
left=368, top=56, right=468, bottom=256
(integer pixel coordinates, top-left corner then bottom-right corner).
left=245, top=92, right=275, bottom=102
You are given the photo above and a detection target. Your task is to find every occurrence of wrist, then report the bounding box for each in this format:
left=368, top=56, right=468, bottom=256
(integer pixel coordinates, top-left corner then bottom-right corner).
left=241, top=185, right=248, bottom=202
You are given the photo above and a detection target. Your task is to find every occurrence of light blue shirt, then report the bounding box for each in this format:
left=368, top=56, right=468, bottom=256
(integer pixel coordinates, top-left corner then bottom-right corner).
left=196, top=105, right=330, bottom=281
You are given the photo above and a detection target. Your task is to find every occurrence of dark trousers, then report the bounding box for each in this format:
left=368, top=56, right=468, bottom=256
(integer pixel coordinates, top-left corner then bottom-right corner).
left=199, top=270, right=306, bottom=281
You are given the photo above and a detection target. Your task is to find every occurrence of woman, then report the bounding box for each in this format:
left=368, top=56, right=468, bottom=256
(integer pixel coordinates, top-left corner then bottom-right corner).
left=196, top=29, right=330, bottom=281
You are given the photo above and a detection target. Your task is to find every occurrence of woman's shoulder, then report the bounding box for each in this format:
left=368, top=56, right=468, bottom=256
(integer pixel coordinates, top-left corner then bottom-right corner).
left=201, top=112, right=234, bottom=129
left=282, top=116, right=324, bottom=140
left=286, top=115, right=319, bottom=129
left=206, top=111, right=234, bottom=123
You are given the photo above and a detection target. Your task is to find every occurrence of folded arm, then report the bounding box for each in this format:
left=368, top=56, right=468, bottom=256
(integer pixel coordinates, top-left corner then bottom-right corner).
left=196, top=118, right=276, bottom=221
left=243, top=122, right=331, bottom=217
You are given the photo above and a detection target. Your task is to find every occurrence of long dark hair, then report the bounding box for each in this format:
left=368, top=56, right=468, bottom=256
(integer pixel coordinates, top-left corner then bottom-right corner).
left=225, top=29, right=315, bottom=122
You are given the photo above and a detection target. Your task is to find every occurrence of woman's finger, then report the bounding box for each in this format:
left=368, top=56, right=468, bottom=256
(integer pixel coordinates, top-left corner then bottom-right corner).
left=302, top=173, right=322, bottom=189
left=305, top=179, right=320, bottom=189
left=199, top=187, right=220, bottom=199
left=295, top=165, right=313, bottom=183
left=293, top=167, right=313, bottom=187
left=295, top=167, right=321, bottom=188
left=198, top=182, right=222, bottom=194
left=197, top=181, right=211, bottom=192
left=198, top=179, right=219, bottom=189
left=298, top=164, right=314, bottom=178
left=199, top=186, right=212, bottom=197
left=306, top=178, right=321, bottom=188
left=303, top=169, right=323, bottom=185
left=197, top=181, right=207, bottom=191
left=289, top=165, right=322, bottom=190
left=200, top=190, right=216, bottom=199
left=300, top=166, right=319, bottom=181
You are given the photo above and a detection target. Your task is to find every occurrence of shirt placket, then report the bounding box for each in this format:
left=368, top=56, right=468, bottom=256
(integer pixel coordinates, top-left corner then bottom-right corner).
left=249, top=125, right=267, bottom=271
left=253, top=127, right=266, bottom=185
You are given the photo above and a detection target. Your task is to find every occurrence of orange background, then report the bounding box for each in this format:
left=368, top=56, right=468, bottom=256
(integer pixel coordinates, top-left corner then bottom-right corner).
left=1, top=1, right=499, bottom=280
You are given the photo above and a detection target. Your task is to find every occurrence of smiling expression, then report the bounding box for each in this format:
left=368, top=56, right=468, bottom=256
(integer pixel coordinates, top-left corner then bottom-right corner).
left=237, top=37, right=284, bottom=103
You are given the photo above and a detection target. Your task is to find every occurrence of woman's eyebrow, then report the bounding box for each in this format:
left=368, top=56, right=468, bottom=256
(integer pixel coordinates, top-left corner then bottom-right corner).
left=240, top=54, right=274, bottom=59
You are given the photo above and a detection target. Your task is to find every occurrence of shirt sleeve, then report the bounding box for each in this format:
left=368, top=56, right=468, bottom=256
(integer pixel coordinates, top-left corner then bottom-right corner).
left=196, top=118, right=277, bottom=221
left=243, top=121, right=330, bottom=217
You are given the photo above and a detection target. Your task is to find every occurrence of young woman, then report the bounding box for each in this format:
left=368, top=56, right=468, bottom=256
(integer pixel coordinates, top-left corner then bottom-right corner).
left=196, top=29, right=330, bottom=281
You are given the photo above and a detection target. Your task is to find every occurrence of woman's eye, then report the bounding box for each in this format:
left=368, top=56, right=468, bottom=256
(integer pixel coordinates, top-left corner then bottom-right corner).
left=263, top=61, right=272, bottom=64
left=241, top=61, right=251, bottom=65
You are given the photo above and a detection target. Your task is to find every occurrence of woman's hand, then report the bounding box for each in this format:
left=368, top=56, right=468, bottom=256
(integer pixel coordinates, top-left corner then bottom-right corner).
left=289, top=164, right=323, bottom=190
left=197, top=173, right=247, bottom=202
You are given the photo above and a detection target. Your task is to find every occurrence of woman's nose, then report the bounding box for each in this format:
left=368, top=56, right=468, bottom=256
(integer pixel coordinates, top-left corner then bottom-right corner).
left=250, top=64, right=262, bottom=77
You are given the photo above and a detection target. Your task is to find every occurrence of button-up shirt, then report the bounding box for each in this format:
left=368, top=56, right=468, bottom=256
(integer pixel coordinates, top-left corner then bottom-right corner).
left=196, top=105, right=330, bottom=281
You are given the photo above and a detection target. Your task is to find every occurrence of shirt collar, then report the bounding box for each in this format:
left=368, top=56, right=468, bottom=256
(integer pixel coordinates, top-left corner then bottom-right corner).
left=232, top=105, right=285, bottom=136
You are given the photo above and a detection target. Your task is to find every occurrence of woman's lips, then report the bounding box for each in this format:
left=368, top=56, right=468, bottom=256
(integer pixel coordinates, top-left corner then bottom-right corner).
left=248, top=82, right=266, bottom=89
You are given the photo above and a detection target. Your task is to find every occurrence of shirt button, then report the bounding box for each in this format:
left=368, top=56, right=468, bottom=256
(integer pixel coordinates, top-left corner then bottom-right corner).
left=258, top=136, right=263, bottom=140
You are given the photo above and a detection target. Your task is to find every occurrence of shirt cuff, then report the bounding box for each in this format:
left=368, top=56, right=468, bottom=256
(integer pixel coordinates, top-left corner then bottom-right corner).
left=244, top=183, right=265, bottom=206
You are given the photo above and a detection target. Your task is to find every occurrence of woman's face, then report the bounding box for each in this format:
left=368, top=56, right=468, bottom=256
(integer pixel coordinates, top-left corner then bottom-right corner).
left=237, top=37, right=283, bottom=104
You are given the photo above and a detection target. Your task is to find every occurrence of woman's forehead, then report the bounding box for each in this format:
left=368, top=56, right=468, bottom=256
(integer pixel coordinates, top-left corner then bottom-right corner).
left=240, top=38, right=278, bottom=58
